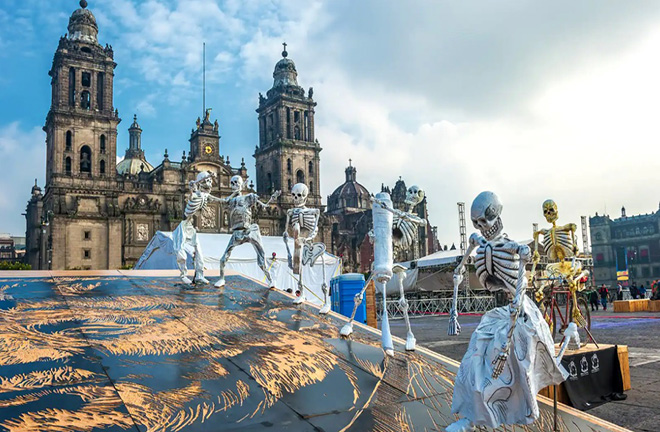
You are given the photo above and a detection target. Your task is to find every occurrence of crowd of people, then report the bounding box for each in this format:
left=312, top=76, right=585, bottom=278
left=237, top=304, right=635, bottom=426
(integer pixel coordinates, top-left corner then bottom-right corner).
left=587, top=280, right=660, bottom=311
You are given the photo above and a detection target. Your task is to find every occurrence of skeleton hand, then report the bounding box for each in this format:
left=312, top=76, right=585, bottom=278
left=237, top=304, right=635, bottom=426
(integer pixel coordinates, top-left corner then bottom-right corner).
left=283, top=231, right=289, bottom=240
left=492, top=343, right=510, bottom=379
left=532, top=250, right=540, bottom=264
left=270, top=190, right=281, bottom=201
left=448, top=307, right=461, bottom=336
left=367, top=229, right=375, bottom=244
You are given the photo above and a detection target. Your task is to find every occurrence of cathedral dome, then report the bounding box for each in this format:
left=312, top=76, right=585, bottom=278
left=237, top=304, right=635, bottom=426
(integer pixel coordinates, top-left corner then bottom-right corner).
left=117, top=158, right=154, bottom=176
left=273, top=45, right=299, bottom=88
left=327, top=161, right=370, bottom=213
left=68, top=0, right=99, bottom=44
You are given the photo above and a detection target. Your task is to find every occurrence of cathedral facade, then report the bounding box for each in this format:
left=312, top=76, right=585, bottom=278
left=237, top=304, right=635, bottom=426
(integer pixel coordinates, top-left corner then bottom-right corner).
left=25, top=2, right=327, bottom=270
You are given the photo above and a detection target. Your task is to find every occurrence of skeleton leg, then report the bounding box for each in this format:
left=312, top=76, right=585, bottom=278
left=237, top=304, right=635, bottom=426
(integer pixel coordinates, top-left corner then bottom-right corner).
left=194, top=239, right=209, bottom=284
left=176, top=244, right=192, bottom=285
left=319, top=254, right=330, bottom=314
left=248, top=232, right=275, bottom=288
left=445, top=418, right=475, bottom=432
left=379, top=280, right=394, bottom=357
left=556, top=322, right=580, bottom=364
left=294, top=244, right=307, bottom=304
left=215, top=233, right=239, bottom=288
left=397, top=270, right=415, bottom=351
left=339, top=274, right=373, bottom=337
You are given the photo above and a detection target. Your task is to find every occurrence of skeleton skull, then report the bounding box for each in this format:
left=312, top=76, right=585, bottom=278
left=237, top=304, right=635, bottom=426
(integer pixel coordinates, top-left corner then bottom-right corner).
left=405, top=185, right=425, bottom=208
left=291, top=183, right=309, bottom=207
left=230, top=175, right=244, bottom=192
left=196, top=171, right=214, bottom=191
left=543, top=199, right=558, bottom=224
left=471, top=191, right=503, bottom=240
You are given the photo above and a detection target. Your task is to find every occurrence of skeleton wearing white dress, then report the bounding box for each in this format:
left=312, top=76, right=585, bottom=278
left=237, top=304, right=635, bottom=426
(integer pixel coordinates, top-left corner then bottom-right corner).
left=172, top=171, right=228, bottom=285
left=446, top=191, right=571, bottom=432
left=283, top=183, right=329, bottom=313
left=214, top=176, right=280, bottom=288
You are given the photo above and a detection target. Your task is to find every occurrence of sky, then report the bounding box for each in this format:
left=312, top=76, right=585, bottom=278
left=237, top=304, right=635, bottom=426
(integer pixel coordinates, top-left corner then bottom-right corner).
left=2, top=0, right=660, bottom=247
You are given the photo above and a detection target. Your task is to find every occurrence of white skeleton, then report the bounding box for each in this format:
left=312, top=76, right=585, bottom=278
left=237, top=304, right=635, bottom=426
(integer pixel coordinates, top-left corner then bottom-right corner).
left=340, top=192, right=395, bottom=357
left=446, top=191, right=577, bottom=432
left=173, top=171, right=229, bottom=285
left=214, top=175, right=280, bottom=288
left=392, top=185, right=426, bottom=261
left=282, top=183, right=329, bottom=313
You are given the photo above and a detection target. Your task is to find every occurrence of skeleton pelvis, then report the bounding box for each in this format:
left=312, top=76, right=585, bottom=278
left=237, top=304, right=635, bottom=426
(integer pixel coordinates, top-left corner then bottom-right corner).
left=302, top=243, right=326, bottom=266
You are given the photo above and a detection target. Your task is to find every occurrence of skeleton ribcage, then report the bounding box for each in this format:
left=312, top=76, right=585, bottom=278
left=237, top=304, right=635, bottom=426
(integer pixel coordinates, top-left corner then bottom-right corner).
left=392, top=215, right=416, bottom=250
left=290, top=209, right=318, bottom=237
left=474, top=240, right=520, bottom=294
left=184, top=192, right=208, bottom=218
left=542, top=229, right=574, bottom=261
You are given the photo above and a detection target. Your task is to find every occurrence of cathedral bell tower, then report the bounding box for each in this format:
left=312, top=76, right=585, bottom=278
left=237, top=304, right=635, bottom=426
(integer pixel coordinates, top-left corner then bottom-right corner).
left=44, top=0, right=119, bottom=184
left=254, top=44, right=322, bottom=208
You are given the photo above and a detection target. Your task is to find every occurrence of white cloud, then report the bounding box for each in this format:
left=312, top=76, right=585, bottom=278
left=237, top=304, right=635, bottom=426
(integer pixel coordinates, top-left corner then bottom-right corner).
left=0, top=122, right=45, bottom=236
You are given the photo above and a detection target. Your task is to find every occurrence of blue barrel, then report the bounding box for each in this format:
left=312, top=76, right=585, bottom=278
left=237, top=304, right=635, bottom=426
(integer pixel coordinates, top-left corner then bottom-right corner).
left=330, top=274, right=367, bottom=323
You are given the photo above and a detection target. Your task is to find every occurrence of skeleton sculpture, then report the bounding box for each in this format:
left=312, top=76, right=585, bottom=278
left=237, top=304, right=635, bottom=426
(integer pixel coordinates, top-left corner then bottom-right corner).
left=282, top=183, right=329, bottom=313
left=532, top=199, right=589, bottom=327
left=172, top=171, right=229, bottom=285
left=340, top=192, right=395, bottom=357
left=446, top=192, right=573, bottom=432
left=214, top=175, right=280, bottom=288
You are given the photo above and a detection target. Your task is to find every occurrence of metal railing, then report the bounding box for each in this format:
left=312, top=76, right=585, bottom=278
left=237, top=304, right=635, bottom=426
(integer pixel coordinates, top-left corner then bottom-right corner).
left=376, top=295, right=496, bottom=320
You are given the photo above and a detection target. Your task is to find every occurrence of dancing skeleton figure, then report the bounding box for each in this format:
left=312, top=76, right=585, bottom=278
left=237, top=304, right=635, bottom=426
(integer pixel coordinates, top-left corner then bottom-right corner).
left=282, top=183, right=329, bottom=313
left=173, top=171, right=230, bottom=285
left=340, top=192, right=395, bottom=357
left=214, top=175, right=280, bottom=288
left=446, top=192, right=574, bottom=432
left=531, top=199, right=589, bottom=326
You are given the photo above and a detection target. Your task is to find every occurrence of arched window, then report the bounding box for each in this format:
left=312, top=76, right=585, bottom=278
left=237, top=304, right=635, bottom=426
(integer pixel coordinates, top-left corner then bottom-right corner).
left=287, top=158, right=292, bottom=174
left=267, top=173, right=272, bottom=193
left=308, top=161, right=313, bottom=175
left=100, top=135, right=106, bottom=154
left=65, top=131, right=72, bottom=151
left=68, top=68, right=76, bottom=107
left=287, top=179, right=292, bottom=191
left=80, top=145, right=92, bottom=173
left=294, top=126, right=300, bottom=140
left=81, top=91, right=91, bottom=110
left=100, top=159, right=106, bottom=175
left=296, top=169, right=304, bottom=184
left=65, top=157, right=72, bottom=175
left=309, top=181, right=314, bottom=194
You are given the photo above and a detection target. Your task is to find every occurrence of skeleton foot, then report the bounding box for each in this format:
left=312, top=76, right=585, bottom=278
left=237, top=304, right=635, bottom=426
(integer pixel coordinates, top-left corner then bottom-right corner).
left=405, top=333, right=416, bottom=351
left=384, top=348, right=395, bottom=357
left=180, top=276, right=192, bottom=285
left=196, top=276, right=210, bottom=284
left=293, top=293, right=305, bottom=305
left=340, top=323, right=354, bottom=337
left=319, top=303, right=330, bottom=314
left=214, top=278, right=226, bottom=288
left=445, top=418, right=475, bottom=432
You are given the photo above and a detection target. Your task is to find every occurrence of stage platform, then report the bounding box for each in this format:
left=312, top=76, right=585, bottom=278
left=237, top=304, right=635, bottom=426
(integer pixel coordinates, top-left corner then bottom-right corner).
left=0, top=270, right=631, bottom=431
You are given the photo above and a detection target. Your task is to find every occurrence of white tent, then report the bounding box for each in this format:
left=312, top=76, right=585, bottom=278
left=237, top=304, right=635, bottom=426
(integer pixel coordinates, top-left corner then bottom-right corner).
left=384, top=249, right=463, bottom=295
left=135, top=231, right=342, bottom=306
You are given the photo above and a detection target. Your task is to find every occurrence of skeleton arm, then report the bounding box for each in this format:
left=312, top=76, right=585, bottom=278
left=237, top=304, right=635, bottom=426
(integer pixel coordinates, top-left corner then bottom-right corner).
left=492, top=243, right=531, bottom=378
left=207, top=190, right=239, bottom=204
left=370, top=196, right=424, bottom=224
left=448, top=234, right=479, bottom=336
left=256, top=190, right=282, bottom=208
left=282, top=210, right=293, bottom=269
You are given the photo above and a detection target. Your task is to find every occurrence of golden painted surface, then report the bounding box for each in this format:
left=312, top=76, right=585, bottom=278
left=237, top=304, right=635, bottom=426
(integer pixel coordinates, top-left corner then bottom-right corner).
left=0, top=276, right=626, bottom=432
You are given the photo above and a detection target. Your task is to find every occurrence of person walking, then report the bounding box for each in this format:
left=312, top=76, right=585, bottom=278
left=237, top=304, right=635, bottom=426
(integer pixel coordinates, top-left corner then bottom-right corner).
left=599, top=284, right=609, bottom=311
left=617, top=282, right=623, bottom=301
left=631, top=282, right=638, bottom=299
left=589, top=288, right=599, bottom=311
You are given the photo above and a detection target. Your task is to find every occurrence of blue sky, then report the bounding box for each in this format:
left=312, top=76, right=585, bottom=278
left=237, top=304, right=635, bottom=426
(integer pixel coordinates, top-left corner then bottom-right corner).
left=3, top=0, right=660, bottom=245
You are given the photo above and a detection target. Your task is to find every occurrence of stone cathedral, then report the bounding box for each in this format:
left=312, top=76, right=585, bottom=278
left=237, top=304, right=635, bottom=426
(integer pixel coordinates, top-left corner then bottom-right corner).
left=25, top=1, right=329, bottom=270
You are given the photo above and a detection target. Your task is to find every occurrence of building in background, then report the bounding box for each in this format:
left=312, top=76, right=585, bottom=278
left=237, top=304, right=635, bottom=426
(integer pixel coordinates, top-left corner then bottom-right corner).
left=590, top=205, right=660, bottom=287
left=25, top=2, right=327, bottom=270
left=0, top=234, right=25, bottom=263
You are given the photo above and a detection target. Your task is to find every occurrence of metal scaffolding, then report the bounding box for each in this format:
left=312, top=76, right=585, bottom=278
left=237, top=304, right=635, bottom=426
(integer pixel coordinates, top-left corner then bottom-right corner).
left=458, top=202, right=467, bottom=255
left=581, top=216, right=589, bottom=254
left=377, top=295, right=496, bottom=319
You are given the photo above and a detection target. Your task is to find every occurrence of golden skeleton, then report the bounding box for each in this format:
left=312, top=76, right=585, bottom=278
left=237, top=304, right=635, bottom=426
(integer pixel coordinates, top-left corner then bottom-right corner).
left=531, top=200, right=589, bottom=326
